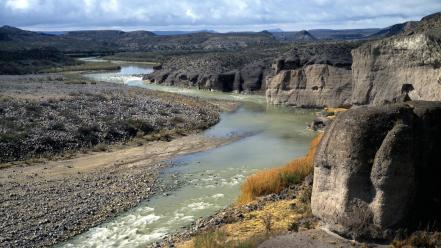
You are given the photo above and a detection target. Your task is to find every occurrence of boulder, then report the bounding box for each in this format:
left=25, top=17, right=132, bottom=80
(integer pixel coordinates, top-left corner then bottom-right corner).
left=311, top=101, right=441, bottom=240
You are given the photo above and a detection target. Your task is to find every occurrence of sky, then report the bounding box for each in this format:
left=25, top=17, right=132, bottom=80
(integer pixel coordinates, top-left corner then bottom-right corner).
left=0, top=0, right=440, bottom=32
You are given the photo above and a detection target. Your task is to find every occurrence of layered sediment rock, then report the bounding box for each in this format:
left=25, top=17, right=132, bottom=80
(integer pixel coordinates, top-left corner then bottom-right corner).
left=351, top=13, right=441, bottom=106
left=266, top=64, right=352, bottom=108
left=311, top=101, right=441, bottom=240
left=265, top=42, right=359, bottom=108
left=267, top=12, right=441, bottom=108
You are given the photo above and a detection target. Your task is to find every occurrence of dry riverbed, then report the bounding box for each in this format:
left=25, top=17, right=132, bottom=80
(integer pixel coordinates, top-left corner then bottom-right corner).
left=0, top=74, right=238, bottom=247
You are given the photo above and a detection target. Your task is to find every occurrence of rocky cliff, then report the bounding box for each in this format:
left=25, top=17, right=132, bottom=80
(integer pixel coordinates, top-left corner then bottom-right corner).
left=266, top=64, right=352, bottom=107
left=351, top=13, right=441, bottom=105
left=143, top=47, right=286, bottom=93
left=267, top=12, right=441, bottom=108
left=311, top=101, right=441, bottom=240
left=265, top=41, right=361, bottom=108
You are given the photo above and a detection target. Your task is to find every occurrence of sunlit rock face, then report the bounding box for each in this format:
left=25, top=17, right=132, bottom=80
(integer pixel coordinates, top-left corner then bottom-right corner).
left=266, top=64, right=352, bottom=108
left=351, top=13, right=441, bottom=106
left=264, top=41, right=359, bottom=108
left=311, top=101, right=441, bottom=240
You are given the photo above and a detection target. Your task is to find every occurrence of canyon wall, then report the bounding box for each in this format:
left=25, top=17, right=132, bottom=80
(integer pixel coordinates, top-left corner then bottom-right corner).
left=264, top=41, right=359, bottom=108
left=266, top=64, right=352, bottom=108
left=351, top=32, right=441, bottom=105
left=266, top=12, right=441, bottom=108
left=143, top=49, right=277, bottom=93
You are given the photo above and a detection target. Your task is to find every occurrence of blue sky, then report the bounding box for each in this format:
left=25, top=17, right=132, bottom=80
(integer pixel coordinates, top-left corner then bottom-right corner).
left=0, top=0, right=440, bottom=31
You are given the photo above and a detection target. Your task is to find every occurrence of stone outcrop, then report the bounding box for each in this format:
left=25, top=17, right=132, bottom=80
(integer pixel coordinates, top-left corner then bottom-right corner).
left=265, top=41, right=360, bottom=108
left=266, top=64, right=352, bottom=108
left=267, top=12, right=441, bottom=108
left=311, top=101, right=441, bottom=240
left=351, top=14, right=441, bottom=106
left=144, top=52, right=274, bottom=93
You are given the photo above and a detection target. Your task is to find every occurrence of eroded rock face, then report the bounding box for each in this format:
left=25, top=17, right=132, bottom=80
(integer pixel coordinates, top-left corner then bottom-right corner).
left=311, top=101, right=441, bottom=240
left=266, top=64, right=352, bottom=108
left=143, top=53, right=273, bottom=93
left=265, top=41, right=360, bottom=108
left=351, top=30, right=441, bottom=106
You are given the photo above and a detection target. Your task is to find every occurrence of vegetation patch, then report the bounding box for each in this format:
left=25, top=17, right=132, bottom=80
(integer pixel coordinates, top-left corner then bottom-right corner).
left=392, top=231, right=441, bottom=248
left=0, top=48, right=79, bottom=74
left=175, top=135, right=321, bottom=248
left=40, top=62, right=121, bottom=73
left=0, top=78, right=220, bottom=163
left=236, top=134, right=322, bottom=204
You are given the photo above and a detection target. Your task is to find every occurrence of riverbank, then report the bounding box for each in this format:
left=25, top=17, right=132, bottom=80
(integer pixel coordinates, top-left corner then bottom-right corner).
left=0, top=74, right=220, bottom=164
left=164, top=135, right=383, bottom=248
left=0, top=133, right=238, bottom=248
left=0, top=73, right=236, bottom=247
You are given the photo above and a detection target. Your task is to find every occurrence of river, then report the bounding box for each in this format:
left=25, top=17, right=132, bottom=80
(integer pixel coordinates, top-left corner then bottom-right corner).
left=60, top=62, right=316, bottom=247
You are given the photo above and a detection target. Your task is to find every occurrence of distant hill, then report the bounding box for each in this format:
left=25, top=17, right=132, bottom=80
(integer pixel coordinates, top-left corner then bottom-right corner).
left=265, top=28, right=284, bottom=33
left=367, top=12, right=441, bottom=39
left=308, top=28, right=380, bottom=40
left=153, top=30, right=217, bottom=35
left=0, top=26, right=276, bottom=53
left=413, top=11, right=441, bottom=34
left=272, top=30, right=317, bottom=42
left=368, top=22, right=418, bottom=38
left=270, top=28, right=381, bottom=41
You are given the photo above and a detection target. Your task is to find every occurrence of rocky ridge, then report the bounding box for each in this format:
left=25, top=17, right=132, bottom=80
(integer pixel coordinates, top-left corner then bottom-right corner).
left=267, top=12, right=441, bottom=108
left=143, top=46, right=288, bottom=93
left=351, top=13, right=441, bottom=105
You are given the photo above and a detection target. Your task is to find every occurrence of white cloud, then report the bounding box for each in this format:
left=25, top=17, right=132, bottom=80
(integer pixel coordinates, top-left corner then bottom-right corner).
left=101, top=0, right=119, bottom=13
left=5, top=0, right=30, bottom=10
left=0, top=0, right=440, bottom=31
left=185, top=9, right=199, bottom=22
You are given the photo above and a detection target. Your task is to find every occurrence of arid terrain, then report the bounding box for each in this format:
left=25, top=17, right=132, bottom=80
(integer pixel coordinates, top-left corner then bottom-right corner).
left=1, top=7, right=441, bottom=248
left=0, top=74, right=239, bottom=247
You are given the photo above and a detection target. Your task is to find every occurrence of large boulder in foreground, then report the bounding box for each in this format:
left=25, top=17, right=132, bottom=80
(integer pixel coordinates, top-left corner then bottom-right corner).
left=311, top=101, right=441, bottom=240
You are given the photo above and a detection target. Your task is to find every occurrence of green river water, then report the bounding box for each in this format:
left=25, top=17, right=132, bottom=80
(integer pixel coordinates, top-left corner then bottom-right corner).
left=60, top=62, right=316, bottom=247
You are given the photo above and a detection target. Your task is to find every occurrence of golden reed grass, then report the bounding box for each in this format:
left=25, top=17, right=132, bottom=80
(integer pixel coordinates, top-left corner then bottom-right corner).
left=236, top=133, right=323, bottom=205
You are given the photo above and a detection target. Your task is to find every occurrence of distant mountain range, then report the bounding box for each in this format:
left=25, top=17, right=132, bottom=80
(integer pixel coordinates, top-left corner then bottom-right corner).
left=0, top=26, right=275, bottom=53
left=0, top=14, right=433, bottom=54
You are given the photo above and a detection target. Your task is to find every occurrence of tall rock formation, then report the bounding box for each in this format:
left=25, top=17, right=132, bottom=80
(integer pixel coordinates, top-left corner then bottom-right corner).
left=265, top=42, right=360, bottom=108
left=266, top=64, right=352, bottom=107
left=351, top=13, right=441, bottom=105
left=311, top=101, right=441, bottom=240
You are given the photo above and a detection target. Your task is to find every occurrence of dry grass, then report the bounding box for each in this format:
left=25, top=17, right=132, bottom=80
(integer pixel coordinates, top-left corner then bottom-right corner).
left=236, top=134, right=323, bottom=205
left=178, top=186, right=317, bottom=248
left=192, top=230, right=264, bottom=248
left=324, top=107, right=348, bottom=114
left=392, top=231, right=441, bottom=248
left=178, top=200, right=300, bottom=248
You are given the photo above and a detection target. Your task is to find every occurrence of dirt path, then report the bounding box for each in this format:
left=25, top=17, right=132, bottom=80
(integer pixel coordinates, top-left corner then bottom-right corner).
left=0, top=134, right=238, bottom=248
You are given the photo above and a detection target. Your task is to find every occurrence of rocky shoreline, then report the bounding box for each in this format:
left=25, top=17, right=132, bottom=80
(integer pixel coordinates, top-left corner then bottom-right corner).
left=0, top=134, right=237, bottom=248
left=155, top=176, right=316, bottom=248
left=0, top=74, right=220, bottom=163
left=0, top=74, right=233, bottom=248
